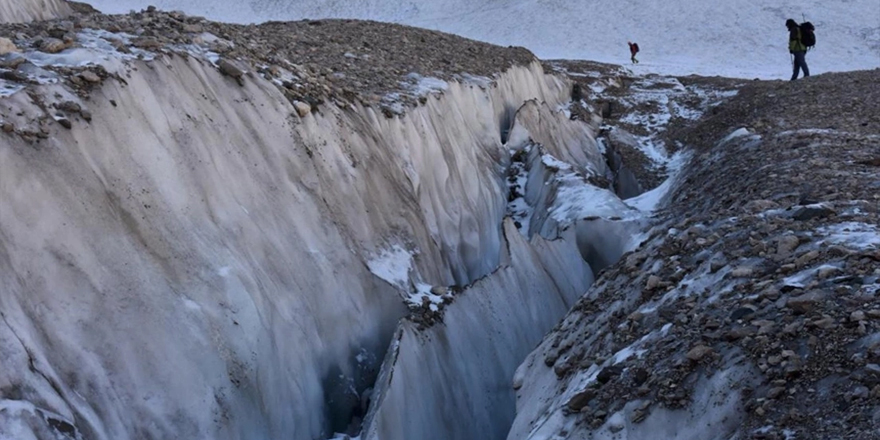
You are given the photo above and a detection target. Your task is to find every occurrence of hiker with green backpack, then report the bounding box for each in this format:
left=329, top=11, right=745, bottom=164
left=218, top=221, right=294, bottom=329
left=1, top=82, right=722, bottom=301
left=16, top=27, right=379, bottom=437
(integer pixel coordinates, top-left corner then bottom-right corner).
left=786, top=18, right=815, bottom=80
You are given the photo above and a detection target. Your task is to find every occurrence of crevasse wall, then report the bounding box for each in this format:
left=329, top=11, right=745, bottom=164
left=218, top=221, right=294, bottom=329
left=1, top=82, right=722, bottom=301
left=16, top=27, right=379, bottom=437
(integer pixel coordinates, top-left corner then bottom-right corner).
left=0, top=0, right=70, bottom=23
left=0, top=52, right=580, bottom=439
left=360, top=91, right=608, bottom=440
left=363, top=221, right=594, bottom=440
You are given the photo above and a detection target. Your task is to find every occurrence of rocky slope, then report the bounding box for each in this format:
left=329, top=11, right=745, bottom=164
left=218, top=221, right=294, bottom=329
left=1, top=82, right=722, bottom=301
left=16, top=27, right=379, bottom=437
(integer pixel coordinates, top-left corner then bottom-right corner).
left=0, top=6, right=533, bottom=120
left=508, top=69, right=880, bottom=440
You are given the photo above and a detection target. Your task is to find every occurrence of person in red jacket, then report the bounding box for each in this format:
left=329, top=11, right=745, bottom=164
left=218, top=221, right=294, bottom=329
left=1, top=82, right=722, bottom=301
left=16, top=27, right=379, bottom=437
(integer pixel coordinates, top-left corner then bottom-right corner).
left=628, top=41, right=639, bottom=64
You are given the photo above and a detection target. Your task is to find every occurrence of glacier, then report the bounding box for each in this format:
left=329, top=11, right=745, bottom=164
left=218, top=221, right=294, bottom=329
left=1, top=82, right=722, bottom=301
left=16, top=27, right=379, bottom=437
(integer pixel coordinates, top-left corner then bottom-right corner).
left=0, top=4, right=643, bottom=437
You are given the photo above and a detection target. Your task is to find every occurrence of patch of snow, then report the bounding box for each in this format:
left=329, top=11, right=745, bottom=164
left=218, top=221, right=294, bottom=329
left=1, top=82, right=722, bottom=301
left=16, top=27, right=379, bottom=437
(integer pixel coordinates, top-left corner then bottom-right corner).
left=183, top=298, right=202, bottom=311
left=26, top=29, right=154, bottom=70
left=0, top=79, right=26, bottom=98
left=817, top=222, right=880, bottom=250
left=408, top=282, right=446, bottom=307
left=366, top=245, right=413, bottom=290
left=380, top=93, right=406, bottom=115
left=625, top=151, right=689, bottom=212
left=541, top=154, right=572, bottom=171
left=549, top=179, right=634, bottom=223
left=718, top=127, right=754, bottom=146
left=404, top=73, right=448, bottom=96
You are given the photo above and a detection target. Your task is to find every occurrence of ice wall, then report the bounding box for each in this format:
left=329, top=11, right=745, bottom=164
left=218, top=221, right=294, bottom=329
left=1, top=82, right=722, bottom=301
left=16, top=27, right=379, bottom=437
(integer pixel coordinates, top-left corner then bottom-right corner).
left=0, top=52, right=586, bottom=439
left=363, top=221, right=593, bottom=440
left=0, top=0, right=70, bottom=23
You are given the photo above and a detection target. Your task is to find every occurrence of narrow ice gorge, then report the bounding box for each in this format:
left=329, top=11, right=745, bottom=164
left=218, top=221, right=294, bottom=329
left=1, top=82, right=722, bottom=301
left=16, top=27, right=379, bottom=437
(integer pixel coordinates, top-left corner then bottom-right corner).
left=0, top=6, right=660, bottom=438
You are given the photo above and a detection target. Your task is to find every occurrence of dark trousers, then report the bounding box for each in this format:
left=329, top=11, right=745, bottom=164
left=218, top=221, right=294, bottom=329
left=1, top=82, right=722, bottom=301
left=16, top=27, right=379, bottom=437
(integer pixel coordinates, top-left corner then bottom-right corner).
left=791, top=51, right=809, bottom=80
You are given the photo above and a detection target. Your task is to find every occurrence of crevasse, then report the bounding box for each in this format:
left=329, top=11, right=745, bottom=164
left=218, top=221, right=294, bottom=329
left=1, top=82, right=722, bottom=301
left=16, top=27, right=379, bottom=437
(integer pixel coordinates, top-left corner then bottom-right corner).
left=0, top=45, right=629, bottom=440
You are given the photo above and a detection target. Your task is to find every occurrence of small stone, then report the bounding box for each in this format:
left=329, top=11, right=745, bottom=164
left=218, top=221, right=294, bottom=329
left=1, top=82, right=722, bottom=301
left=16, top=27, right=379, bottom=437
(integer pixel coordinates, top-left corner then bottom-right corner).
left=133, top=37, right=163, bottom=50
left=631, top=367, right=649, bottom=385
left=871, top=385, right=880, bottom=399
left=867, top=310, right=880, bottom=319
left=792, top=205, right=835, bottom=221
left=768, top=387, right=786, bottom=399
left=811, top=317, right=836, bottom=329
left=645, top=275, right=661, bottom=290
left=109, top=39, right=131, bottom=54
left=56, top=118, right=72, bottom=129
left=776, top=235, right=800, bottom=256
left=730, top=306, right=756, bottom=321
left=786, top=290, right=828, bottom=314
left=755, top=407, right=766, bottom=416
left=39, top=38, right=71, bottom=54
left=784, top=359, right=804, bottom=378
left=0, top=37, right=18, bottom=55
left=566, top=388, right=596, bottom=411
left=768, top=355, right=782, bottom=366
left=817, top=266, right=841, bottom=279
left=293, top=100, right=312, bottom=117
left=779, top=263, right=796, bottom=273
left=0, top=53, right=26, bottom=69
left=782, top=321, right=801, bottom=334
left=1, top=122, right=13, bottom=133
left=865, top=364, right=880, bottom=376
left=218, top=58, right=246, bottom=79
left=760, top=287, right=780, bottom=300
left=744, top=200, right=779, bottom=213
left=851, top=310, right=866, bottom=322
left=79, top=70, right=102, bottom=83
left=0, top=69, right=27, bottom=82
left=794, top=250, right=820, bottom=267
left=183, top=23, right=204, bottom=33
left=731, top=267, right=754, bottom=277
left=724, top=326, right=757, bottom=341
left=56, top=101, right=82, bottom=113
left=80, top=110, right=92, bottom=122
left=686, top=345, right=714, bottom=362
left=596, top=365, right=623, bottom=384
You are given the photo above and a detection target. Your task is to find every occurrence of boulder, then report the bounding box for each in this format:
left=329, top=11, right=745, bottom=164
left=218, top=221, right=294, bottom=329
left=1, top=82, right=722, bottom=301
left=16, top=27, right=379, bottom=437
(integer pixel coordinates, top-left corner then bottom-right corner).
left=39, top=38, right=71, bottom=54
left=218, top=58, right=245, bottom=79
left=293, top=100, right=312, bottom=117
left=0, top=37, right=18, bottom=55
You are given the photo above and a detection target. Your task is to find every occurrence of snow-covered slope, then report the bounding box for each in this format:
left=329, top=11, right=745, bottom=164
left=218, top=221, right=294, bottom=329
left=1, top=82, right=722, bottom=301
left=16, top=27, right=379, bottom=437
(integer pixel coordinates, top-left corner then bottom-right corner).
left=83, top=0, right=880, bottom=79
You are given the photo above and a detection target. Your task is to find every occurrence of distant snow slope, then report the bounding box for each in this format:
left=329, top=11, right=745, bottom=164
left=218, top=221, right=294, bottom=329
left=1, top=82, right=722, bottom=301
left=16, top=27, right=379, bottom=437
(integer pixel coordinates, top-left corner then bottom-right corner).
left=83, top=0, right=879, bottom=79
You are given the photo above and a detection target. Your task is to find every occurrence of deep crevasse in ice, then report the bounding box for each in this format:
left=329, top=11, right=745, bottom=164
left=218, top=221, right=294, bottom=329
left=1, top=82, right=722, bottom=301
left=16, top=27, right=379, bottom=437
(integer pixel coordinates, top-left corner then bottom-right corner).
left=0, top=38, right=621, bottom=438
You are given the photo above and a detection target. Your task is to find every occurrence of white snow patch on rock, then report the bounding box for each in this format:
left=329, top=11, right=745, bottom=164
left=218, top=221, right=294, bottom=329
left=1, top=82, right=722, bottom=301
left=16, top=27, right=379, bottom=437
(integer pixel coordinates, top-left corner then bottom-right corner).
left=817, top=222, right=880, bottom=250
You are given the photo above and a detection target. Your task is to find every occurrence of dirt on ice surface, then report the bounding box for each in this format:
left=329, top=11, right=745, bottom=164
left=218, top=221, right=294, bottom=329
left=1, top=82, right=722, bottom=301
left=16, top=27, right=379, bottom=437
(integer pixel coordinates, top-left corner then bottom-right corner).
left=0, top=6, right=534, bottom=122
left=508, top=68, right=880, bottom=440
